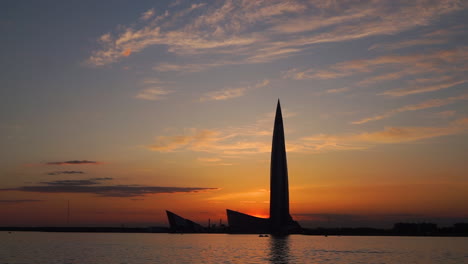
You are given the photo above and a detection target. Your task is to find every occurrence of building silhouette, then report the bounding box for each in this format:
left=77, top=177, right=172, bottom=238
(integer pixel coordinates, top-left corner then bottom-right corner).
left=227, top=100, right=301, bottom=235
left=166, top=210, right=205, bottom=233
left=167, top=100, right=301, bottom=234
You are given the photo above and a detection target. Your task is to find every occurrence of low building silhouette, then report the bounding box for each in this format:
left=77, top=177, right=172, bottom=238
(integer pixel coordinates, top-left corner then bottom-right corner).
left=166, top=210, right=205, bottom=233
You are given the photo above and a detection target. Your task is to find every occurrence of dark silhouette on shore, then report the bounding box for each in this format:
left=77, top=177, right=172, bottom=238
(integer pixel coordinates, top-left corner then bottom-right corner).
left=2, top=222, right=467, bottom=236
left=167, top=100, right=301, bottom=235
left=4, top=103, right=467, bottom=237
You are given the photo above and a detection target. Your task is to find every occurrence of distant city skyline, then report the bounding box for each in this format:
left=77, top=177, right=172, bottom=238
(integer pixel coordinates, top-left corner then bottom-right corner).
left=1, top=0, right=467, bottom=228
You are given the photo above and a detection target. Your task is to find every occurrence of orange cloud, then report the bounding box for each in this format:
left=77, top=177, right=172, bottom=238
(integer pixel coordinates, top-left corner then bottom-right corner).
left=382, top=80, right=467, bottom=97
left=352, top=93, right=468, bottom=124
left=200, top=79, right=269, bottom=102
left=433, top=110, right=456, bottom=118
left=200, top=87, right=246, bottom=101
left=140, top=8, right=155, bottom=21
left=147, top=126, right=271, bottom=155
left=122, top=49, right=132, bottom=57
left=135, top=88, right=173, bottom=101
left=303, top=117, right=468, bottom=149
left=197, top=157, right=222, bottom=163
left=88, top=0, right=467, bottom=67
left=285, top=47, right=468, bottom=97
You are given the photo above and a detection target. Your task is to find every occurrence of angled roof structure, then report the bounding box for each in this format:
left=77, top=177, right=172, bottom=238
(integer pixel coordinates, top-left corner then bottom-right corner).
left=166, top=210, right=205, bottom=233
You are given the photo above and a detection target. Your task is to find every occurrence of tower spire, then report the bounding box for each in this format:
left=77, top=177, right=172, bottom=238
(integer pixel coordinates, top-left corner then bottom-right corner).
left=225, top=100, right=301, bottom=234
left=269, top=99, right=292, bottom=234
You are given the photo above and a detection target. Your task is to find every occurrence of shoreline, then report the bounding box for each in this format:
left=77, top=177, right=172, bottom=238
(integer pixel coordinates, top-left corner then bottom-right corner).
left=1, top=226, right=467, bottom=237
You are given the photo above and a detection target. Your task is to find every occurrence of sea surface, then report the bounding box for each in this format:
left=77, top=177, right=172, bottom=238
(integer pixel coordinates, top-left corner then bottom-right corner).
left=1, top=232, right=467, bottom=264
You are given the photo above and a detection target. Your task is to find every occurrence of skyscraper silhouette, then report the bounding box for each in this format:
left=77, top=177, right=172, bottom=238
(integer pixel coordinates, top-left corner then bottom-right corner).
left=226, top=100, right=301, bottom=234
left=168, top=101, right=301, bottom=234
left=269, top=100, right=296, bottom=234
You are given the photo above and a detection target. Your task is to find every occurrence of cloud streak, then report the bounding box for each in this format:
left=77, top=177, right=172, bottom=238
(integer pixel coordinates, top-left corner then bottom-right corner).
left=40, top=178, right=113, bottom=186
left=46, top=160, right=100, bottom=165
left=87, top=0, right=467, bottom=70
left=2, top=176, right=215, bottom=198
left=433, top=110, right=456, bottom=118
left=0, top=200, right=44, bottom=203
left=146, top=109, right=293, bottom=155
left=286, top=47, right=468, bottom=97
left=1, top=185, right=217, bottom=198
left=382, top=80, right=467, bottom=97
left=140, top=8, right=155, bottom=21
left=147, top=109, right=468, bottom=155
left=47, top=171, right=85, bottom=176
left=302, top=117, right=468, bottom=151
left=147, top=129, right=270, bottom=155
left=200, top=79, right=269, bottom=101
left=135, top=88, right=173, bottom=101
left=0, top=176, right=217, bottom=197
left=368, top=26, right=467, bottom=51
left=352, top=93, right=468, bottom=124
left=200, top=87, right=246, bottom=101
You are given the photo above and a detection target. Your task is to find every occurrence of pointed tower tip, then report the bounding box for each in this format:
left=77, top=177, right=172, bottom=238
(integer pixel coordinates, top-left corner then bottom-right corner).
left=275, top=99, right=282, bottom=117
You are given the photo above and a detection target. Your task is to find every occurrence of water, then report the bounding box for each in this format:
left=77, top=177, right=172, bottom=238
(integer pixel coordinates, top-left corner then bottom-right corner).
left=1, top=232, right=467, bottom=264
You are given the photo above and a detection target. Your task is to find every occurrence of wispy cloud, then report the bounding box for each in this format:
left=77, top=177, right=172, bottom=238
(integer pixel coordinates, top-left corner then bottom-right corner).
left=433, top=110, right=456, bottom=119
left=200, top=87, right=246, bottom=101
left=197, top=157, right=232, bottom=166
left=286, top=48, right=468, bottom=81
left=1, top=185, right=217, bottom=198
left=285, top=47, right=468, bottom=96
left=135, top=88, right=173, bottom=101
left=87, top=0, right=467, bottom=70
left=1, top=177, right=216, bottom=197
left=141, top=78, right=169, bottom=85
left=326, top=87, right=350, bottom=94
left=302, top=117, right=468, bottom=151
left=47, top=171, right=85, bottom=176
left=0, top=199, right=44, bottom=203
left=354, top=120, right=468, bottom=143
left=148, top=129, right=270, bottom=155
left=352, top=93, right=468, bottom=125
left=368, top=38, right=447, bottom=51
left=147, top=108, right=291, bottom=155
left=197, top=157, right=221, bottom=162
left=147, top=110, right=468, bottom=155
left=140, top=8, right=155, bottom=21
left=382, top=80, right=467, bottom=97
left=200, top=79, right=269, bottom=101
left=153, top=61, right=240, bottom=72
left=46, top=160, right=99, bottom=165
left=368, top=26, right=467, bottom=51
left=40, top=178, right=113, bottom=186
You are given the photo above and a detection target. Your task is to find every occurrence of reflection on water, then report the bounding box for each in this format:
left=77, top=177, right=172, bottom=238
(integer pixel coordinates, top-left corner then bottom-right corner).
left=1, top=232, right=467, bottom=264
left=269, top=236, right=291, bottom=264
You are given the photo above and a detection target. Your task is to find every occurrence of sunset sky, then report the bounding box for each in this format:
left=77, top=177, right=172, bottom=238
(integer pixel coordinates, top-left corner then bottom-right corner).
left=1, top=0, right=467, bottom=228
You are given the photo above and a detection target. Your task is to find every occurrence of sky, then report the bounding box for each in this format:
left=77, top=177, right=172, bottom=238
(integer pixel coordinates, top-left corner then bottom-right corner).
left=1, top=0, right=467, bottom=228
